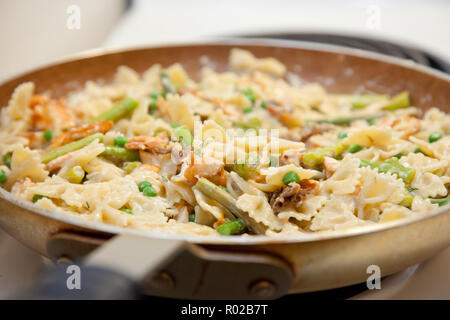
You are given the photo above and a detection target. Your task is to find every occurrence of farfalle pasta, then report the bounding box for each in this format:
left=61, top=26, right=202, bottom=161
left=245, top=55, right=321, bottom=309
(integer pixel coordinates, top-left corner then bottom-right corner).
left=0, top=49, right=448, bottom=236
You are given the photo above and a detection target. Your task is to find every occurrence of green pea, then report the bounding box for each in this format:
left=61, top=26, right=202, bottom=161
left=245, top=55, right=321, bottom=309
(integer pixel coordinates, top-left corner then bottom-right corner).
left=242, top=88, right=255, bottom=104
left=394, top=153, right=404, bottom=159
left=429, top=132, right=442, bottom=143
left=189, top=214, right=195, bottom=222
left=150, top=90, right=160, bottom=100
left=32, top=194, right=45, bottom=203
left=337, top=131, right=347, bottom=140
left=0, top=169, right=7, bottom=184
left=143, top=186, right=157, bottom=197
left=282, top=171, right=300, bottom=186
left=243, top=107, right=253, bottom=114
left=348, top=144, right=363, bottom=153
left=414, top=147, right=425, bottom=155
left=43, top=130, right=53, bottom=142
left=2, top=153, right=12, bottom=169
left=149, top=100, right=158, bottom=111
left=261, top=100, right=267, bottom=109
left=138, top=181, right=152, bottom=192
left=113, top=135, right=128, bottom=147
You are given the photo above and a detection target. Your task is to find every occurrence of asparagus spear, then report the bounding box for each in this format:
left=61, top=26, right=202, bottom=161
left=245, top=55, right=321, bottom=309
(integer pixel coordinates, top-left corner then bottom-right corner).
left=309, top=113, right=385, bottom=125
left=383, top=91, right=410, bottom=111
left=66, top=166, right=85, bottom=184
left=430, top=198, right=450, bottom=207
left=42, top=133, right=104, bottom=164
left=360, top=158, right=416, bottom=184
left=352, top=94, right=389, bottom=110
left=302, top=142, right=347, bottom=168
left=217, top=218, right=246, bottom=236
left=173, top=125, right=193, bottom=147
left=101, top=146, right=140, bottom=162
left=195, top=178, right=267, bottom=234
left=399, top=190, right=414, bottom=208
left=93, top=98, right=139, bottom=122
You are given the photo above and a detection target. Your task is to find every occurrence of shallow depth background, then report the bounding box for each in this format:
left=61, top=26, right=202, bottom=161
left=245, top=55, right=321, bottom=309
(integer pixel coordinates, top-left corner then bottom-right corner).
left=0, top=0, right=450, bottom=299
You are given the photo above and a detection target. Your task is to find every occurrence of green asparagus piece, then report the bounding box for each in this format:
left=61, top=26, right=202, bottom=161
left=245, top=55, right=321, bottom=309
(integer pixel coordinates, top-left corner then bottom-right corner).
left=360, top=158, right=416, bottom=184
left=93, top=98, right=139, bottom=122
left=430, top=198, right=450, bottom=207
left=233, top=154, right=259, bottom=179
left=66, top=166, right=85, bottom=184
left=352, top=94, right=389, bottom=110
left=309, top=113, right=385, bottom=125
left=195, top=178, right=267, bottom=234
left=0, top=169, right=7, bottom=184
left=2, top=153, right=11, bottom=168
left=42, top=133, right=104, bottom=164
left=101, top=146, right=140, bottom=162
left=302, top=142, right=347, bottom=168
left=217, top=218, right=246, bottom=236
left=236, top=117, right=262, bottom=130
left=383, top=91, right=410, bottom=111
left=193, top=208, right=216, bottom=227
left=113, top=135, right=128, bottom=147
left=399, top=190, right=414, bottom=208
left=173, top=125, right=193, bottom=148
left=123, top=161, right=141, bottom=174
left=121, top=208, right=133, bottom=215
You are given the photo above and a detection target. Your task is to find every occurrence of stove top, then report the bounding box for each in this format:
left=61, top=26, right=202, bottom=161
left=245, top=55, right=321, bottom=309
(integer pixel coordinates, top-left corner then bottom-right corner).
left=239, top=33, right=450, bottom=74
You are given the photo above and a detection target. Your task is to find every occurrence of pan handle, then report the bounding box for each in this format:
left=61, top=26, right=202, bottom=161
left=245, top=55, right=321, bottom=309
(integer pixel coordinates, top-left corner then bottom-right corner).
left=19, top=264, right=141, bottom=300
left=20, top=233, right=293, bottom=299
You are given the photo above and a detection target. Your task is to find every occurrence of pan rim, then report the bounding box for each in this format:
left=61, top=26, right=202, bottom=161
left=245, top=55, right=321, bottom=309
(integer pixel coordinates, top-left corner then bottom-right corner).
left=0, top=38, right=449, bottom=245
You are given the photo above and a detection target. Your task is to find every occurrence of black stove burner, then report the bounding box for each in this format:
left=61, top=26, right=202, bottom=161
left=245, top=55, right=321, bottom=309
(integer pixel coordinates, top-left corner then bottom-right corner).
left=239, top=33, right=450, bottom=74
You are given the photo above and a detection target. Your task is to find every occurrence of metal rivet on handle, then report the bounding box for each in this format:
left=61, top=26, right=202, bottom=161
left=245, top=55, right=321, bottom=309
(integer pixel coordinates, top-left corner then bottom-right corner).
left=249, top=280, right=277, bottom=299
left=150, top=271, right=175, bottom=291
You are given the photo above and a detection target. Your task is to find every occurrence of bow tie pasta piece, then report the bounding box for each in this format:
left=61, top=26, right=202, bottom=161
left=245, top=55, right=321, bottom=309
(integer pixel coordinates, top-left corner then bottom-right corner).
left=6, top=145, right=48, bottom=189
left=260, top=164, right=320, bottom=188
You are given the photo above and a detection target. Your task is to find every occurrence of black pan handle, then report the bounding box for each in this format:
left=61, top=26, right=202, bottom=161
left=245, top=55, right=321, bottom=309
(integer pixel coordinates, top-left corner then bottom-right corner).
left=20, top=233, right=293, bottom=299
left=20, top=264, right=141, bottom=300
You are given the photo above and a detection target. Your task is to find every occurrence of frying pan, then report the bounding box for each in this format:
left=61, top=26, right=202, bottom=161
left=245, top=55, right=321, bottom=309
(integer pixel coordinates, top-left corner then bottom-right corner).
left=1, top=40, right=449, bottom=299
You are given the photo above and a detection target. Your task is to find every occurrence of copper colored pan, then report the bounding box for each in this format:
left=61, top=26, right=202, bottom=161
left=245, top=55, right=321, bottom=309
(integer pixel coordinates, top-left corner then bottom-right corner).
left=1, top=40, right=450, bottom=299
